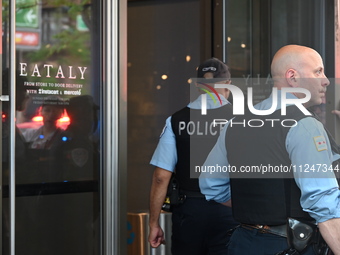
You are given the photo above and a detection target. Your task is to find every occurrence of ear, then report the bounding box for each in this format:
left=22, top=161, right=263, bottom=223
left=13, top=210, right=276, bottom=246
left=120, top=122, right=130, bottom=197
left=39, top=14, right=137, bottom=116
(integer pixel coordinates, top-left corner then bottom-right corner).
left=285, top=68, right=298, bottom=87
left=224, top=80, right=231, bottom=93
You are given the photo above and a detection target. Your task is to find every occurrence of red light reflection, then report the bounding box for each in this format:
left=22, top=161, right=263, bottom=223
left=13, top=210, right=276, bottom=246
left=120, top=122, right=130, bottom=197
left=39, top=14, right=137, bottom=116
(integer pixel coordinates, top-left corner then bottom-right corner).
left=17, top=109, right=70, bottom=130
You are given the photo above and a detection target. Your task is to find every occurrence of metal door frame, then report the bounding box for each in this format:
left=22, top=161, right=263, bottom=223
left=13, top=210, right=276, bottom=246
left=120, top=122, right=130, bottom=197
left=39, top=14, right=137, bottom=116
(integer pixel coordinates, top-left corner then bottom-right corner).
left=3, top=1, right=129, bottom=254
left=8, top=1, right=17, bottom=254
left=102, top=1, right=128, bottom=255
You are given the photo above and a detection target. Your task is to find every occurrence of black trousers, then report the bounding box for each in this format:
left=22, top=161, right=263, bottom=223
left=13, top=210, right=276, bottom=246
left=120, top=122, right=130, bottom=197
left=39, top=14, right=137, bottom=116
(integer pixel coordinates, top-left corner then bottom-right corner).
left=171, top=197, right=238, bottom=255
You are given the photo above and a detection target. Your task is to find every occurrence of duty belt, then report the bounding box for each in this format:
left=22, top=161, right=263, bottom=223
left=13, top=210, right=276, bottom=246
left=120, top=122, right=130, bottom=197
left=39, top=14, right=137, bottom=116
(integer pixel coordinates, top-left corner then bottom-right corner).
left=180, top=190, right=205, bottom=198
left=240, top=223, right=287, bottom=237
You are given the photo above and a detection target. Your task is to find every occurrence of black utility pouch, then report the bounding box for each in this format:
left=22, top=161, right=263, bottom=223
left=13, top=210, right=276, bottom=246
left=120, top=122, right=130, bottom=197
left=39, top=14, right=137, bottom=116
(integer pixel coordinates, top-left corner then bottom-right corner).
left=162, top=173, right=183, bottom=212
left=287, top=218, right=316, bottom=253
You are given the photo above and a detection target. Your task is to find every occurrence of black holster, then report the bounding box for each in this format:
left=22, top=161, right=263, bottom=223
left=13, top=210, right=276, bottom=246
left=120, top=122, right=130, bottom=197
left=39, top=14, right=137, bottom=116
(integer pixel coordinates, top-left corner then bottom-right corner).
left=276, top=218, right=332, bottom=255
left=162, top=173, right=184, bottom=212
left=287, top=218, right=316, bottom=253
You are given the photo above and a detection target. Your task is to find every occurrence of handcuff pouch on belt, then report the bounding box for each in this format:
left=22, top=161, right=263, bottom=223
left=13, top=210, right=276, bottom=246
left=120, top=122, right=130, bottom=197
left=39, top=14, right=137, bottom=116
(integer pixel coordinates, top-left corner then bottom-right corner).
left=162, top=173, right=184, bottom=212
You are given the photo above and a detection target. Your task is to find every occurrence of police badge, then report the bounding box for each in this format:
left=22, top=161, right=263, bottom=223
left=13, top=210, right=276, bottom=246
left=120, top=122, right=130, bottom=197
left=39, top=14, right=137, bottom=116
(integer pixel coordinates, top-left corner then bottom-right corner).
left=71, top=148, right=89, bottom=167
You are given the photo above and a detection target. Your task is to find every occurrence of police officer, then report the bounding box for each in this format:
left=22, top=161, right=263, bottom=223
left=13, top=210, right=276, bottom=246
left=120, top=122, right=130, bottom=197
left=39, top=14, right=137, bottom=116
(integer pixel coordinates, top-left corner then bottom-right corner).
left=199, top=45, right=340, bottom=254
left=148, top=58, right=239, bottom=255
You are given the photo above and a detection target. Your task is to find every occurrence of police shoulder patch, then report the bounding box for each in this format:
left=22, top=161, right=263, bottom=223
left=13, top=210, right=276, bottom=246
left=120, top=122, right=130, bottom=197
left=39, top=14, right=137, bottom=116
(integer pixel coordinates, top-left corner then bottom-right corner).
left=313, top=136, right=327, bottom=152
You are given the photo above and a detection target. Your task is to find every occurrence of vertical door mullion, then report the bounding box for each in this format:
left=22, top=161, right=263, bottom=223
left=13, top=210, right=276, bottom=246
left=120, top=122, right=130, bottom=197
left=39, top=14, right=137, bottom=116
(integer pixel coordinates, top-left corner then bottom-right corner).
left=222, top=0, right=226, bottom=62
left=0, top=2, right=2, bottom=253
left=9, top=0, right=16, bottom=255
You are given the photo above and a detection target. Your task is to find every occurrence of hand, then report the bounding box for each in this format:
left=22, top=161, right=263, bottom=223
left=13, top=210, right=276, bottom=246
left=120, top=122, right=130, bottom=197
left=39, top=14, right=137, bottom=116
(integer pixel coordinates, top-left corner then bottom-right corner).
left=221, top=199, right=232, bottom=207
left=318, top=218, right=340, bottom=255
left=148, top=225, right=166, bottom=248
left=331, top=110, right=340, bottom=118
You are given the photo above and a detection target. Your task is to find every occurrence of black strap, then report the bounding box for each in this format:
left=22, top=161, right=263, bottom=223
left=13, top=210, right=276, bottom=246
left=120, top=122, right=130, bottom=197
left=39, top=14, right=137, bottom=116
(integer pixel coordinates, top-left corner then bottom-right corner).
left=275, top=248, right=300, bottom=255
left=284, top=179, right=292, bottom=219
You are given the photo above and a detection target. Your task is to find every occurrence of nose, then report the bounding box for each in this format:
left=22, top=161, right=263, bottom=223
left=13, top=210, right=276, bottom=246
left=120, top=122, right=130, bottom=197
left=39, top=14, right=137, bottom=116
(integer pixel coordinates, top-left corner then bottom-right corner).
left=322, top=74, right=330, bottom=87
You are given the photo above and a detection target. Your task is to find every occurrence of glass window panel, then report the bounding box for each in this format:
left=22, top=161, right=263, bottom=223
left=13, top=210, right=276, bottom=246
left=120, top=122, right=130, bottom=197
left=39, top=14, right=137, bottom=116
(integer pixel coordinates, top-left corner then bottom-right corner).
left=2, top=1, right=101, bottom=254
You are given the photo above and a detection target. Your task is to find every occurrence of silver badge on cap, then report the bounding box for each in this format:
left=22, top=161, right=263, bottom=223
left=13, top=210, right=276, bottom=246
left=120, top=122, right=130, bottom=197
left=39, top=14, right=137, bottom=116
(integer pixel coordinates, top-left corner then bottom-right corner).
left=202, top=67, right=217, bottom=72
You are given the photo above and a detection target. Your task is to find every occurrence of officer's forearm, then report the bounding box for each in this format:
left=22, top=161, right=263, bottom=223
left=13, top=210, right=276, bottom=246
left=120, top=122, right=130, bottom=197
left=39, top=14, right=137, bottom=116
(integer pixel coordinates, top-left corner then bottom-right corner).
left=318, top=218, right=340, bottom=255
left=149, top=167, right=172, bottom=228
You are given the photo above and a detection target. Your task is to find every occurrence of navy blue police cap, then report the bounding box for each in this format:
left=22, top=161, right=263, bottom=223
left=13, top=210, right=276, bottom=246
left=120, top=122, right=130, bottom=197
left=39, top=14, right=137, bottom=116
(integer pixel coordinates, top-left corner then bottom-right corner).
left=197, top=58, right=231, bottom=79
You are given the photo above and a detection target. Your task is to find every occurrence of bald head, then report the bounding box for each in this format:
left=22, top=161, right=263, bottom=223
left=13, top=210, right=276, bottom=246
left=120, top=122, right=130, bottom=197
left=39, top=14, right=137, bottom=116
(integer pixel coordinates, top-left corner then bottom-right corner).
left=271, top=45, right=321, bottom=82
left=270, top=44, right=329, bottom=107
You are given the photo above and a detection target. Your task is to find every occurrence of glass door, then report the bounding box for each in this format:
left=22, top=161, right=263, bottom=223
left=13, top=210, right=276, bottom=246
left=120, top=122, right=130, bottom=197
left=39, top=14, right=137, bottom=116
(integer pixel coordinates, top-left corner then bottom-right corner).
left=224, top=0, right=335, bottom=125
left=2, top=1, right=102, bottom=254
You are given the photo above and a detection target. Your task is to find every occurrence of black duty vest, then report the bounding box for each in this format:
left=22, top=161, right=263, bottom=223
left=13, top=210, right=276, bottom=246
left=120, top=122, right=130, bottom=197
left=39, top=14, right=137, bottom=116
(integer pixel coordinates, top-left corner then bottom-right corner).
left=171, top=104, right=233, bottom=192
left=226, top=105, right=314, bottom=225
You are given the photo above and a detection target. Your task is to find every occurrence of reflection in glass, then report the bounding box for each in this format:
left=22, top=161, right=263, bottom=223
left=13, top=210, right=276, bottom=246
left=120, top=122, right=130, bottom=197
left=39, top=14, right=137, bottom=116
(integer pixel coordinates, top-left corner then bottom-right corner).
left=2, top=1, right=100, bottom=254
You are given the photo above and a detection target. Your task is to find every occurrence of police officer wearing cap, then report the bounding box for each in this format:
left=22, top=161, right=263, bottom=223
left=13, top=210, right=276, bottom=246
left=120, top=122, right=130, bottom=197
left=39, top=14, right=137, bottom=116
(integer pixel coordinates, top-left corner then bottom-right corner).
left=148, top=58, right=239, bottom=255
left=199, top=45, right=340, bottom=255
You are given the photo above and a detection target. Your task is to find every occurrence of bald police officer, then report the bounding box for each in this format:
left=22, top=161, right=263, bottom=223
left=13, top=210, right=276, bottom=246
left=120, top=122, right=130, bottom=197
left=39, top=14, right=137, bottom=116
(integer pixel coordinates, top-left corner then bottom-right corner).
left=199, top=45, right=340, bottom=255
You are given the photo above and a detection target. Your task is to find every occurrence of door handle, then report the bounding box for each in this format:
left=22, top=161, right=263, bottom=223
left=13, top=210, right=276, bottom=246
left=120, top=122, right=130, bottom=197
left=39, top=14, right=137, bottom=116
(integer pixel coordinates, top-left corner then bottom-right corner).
left=0, top=95, right=9, bottom=101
